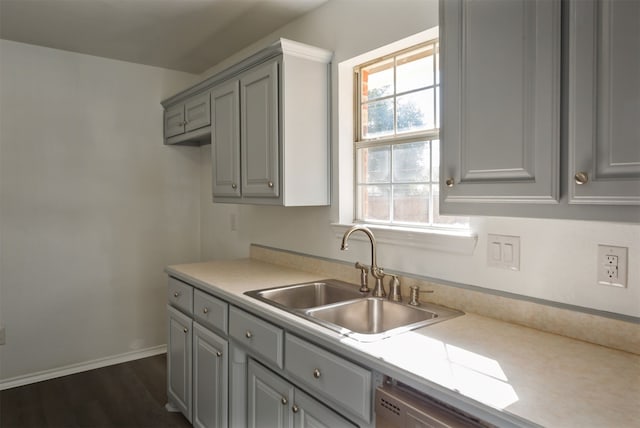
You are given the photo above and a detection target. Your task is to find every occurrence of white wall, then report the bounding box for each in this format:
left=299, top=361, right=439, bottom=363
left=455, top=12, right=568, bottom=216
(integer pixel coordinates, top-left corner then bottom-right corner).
left=198, top=0, right=640, bottom=318
left=0, top=40, right=201, bottom=380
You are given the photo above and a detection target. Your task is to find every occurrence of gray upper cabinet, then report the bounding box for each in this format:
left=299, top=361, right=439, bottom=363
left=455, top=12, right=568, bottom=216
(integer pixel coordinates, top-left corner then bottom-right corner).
left=211, top=80, right=241, bottom=198
left=165, top=104, right=186, bottom=139
left=210, top=39, right=332, bottom=206
left=440, top=0, right=561, bottom=206
left=240, top=60, right=280, bottom=199
left=162, top=38, right=331, bottom=205
left=163, top=91, right=211, bottom=145
left=568, top=0, right=640, bottom=205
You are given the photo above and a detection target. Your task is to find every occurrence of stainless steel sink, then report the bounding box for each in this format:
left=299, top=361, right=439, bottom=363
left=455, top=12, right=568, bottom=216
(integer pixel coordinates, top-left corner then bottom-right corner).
left=245, top=280, right=463, bottom=342
left=305, top=297, right=434, bottom=333
left=245, top=280, right=365, bottom=310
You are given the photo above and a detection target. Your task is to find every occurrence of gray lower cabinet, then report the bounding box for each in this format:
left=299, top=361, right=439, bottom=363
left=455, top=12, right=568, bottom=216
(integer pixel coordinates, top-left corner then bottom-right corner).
left=167, top=305, right=193, bottom=423
left=193, top=323, right=228, bottom=428
left=167, top=277, right=371, bottom=428
left=440, top=0, right=561, bottom=206
left=568, top=0, right=640, bottom=205
left=247, top=359, right=357, bottom=428
left=167, top=279, right=230, bottom=428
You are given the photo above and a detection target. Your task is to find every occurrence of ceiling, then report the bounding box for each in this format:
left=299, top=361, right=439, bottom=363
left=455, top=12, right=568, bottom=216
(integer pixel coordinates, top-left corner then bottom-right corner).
left=0, top=0, right=328, bottom=74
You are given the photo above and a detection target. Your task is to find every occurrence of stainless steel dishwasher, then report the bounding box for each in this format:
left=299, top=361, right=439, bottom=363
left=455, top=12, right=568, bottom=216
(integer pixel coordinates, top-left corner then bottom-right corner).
left=375, top=379, right=493, bottom=428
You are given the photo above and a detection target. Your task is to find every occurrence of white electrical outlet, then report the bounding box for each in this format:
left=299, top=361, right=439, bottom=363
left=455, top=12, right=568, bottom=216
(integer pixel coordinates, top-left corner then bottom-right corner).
left=597, top=245, right=628, bottom=288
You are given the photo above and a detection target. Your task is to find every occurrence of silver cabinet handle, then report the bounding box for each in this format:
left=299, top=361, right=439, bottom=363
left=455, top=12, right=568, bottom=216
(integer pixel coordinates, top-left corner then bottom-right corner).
left=216, top=351, right=222, bottom=357
left=281, top=397, right=288, bottom=405
left=183, top=327, right=188, bottom=333
left=292, top=404, right=299, bottom=413
left=231, top=183, right=237, bottom=189
left=173, top=291, right=180, bottom=298
left=313, top=368, right=321, bottom=379
left=575, top=171, right=589, bottom=185
left=267, top=181, right=274, bottom=188
left=203, top=307, right=209, bottom=314
left=445, top=178, right=454, bottom=188
left=245, top=330, right=253, bottom=339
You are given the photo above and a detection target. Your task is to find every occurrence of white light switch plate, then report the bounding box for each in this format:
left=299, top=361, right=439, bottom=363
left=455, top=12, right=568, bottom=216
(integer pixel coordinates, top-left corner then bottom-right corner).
left=487, top=234, right=520, bottom=271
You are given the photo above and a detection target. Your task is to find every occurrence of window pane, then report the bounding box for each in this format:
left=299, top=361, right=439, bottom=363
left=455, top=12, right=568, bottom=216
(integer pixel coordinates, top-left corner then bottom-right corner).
left=393, top=142, right=430, bottom=182
left=393, top=184, right=429, bottom=223
left=357, top=146, right=390, bottom=183
left=397, top=89, right=434, bottom=134
left=431, top=140, right=440, bottom=182
left=435, top=42, right=440, bottom=85
left=362, top=99, right=394, bottom=138
left=432, top=185, right=469, bottom=228
left=396, top=45, right=435, bottom=93
left=435, top=86, right=440, bottom=129
left=361, top=58, right=394, bottom=102
left=358, top=185, right=390, bottom=221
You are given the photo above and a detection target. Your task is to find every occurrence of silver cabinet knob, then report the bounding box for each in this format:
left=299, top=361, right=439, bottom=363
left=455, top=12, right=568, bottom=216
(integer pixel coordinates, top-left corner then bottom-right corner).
left=445, top=178, right=455, bottom=188
left=312, top=368, right=321, bottom=379
left=292, top=404, right=299, bottom=413
left=231, top=183, right=237, bottom=189
left=203, top=307, right=209, bottom=314
left=173, top=291, right=180, bottom=298
left=183, top=327, right=188, bottom=333
left=267, top=181, right=274, bottom=188
left=281, top=397, right=288, bottom=405
left=575, top=171, right=589, bottom=185
left=245, top=330, right=253, bottom=339
left=216, top=351, right=222, bottom=357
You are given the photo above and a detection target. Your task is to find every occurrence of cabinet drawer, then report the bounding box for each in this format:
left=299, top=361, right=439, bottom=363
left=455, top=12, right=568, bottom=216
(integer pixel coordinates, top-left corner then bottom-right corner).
left=194, top=289, right=228, bottom=334
left=168, top=277, right=194, bottom=315
left=229, top=306, right=283, bottom=368
left=285, top=334, right=371, bottom=422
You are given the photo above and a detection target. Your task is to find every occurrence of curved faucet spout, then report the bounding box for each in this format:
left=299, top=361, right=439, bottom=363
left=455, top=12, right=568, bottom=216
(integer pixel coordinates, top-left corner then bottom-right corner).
left=340, top=225, right=384, bottom=279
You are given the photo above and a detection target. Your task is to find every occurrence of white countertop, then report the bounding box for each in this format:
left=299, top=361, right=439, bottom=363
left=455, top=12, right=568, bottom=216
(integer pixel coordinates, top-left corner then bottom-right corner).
left=167, top=259, right=640, bottom=428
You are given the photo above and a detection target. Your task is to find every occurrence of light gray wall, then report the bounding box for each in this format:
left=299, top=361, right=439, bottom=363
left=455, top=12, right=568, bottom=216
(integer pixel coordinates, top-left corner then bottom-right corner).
left=197, top=0, right=640, bottom=318
left=0, top=40, right=201, bottom=380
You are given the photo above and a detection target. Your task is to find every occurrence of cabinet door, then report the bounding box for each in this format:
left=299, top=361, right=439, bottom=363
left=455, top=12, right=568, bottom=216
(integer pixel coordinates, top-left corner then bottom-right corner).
left=211, top=80, right=241, bottom=198
left=185, top=92, right=211, bottom=133
left=167, top=305, right=192, bottom=422
left=240, top=60, right=280, bottom=198
left=247, top=359, right=292, bottom=428
left=165, top=104, right=185, bottom=138
left=193, top=323, right=228, bottom=428
left=293, top=389, right=357, bottom=428
left=440, top=0, right=561, bottom=208
left=568, top=0, right=640, bottom=205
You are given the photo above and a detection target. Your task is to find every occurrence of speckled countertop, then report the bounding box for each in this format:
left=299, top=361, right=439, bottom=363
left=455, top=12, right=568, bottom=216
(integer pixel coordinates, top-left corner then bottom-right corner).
left=166, top=259, right=640, bottom=428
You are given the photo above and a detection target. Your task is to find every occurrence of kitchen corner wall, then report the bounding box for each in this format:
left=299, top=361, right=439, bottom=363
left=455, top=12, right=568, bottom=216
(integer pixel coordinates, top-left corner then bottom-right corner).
left=198, top=0, right=640, bottom=320
left=0, top=40, right=201, bottom=381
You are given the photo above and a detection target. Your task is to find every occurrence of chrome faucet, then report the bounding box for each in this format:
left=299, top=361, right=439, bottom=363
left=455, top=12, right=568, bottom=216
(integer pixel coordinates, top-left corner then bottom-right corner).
left=340, top=225, right=386, bottom=297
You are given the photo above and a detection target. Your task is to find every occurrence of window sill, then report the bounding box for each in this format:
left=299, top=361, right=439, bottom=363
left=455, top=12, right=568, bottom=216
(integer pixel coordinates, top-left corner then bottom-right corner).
left=330, top=223, right=477, bottom=255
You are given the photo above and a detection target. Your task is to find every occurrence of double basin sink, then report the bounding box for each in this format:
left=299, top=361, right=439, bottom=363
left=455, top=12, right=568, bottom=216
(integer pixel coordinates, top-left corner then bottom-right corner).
left=245, top=280, right=463, bottom=342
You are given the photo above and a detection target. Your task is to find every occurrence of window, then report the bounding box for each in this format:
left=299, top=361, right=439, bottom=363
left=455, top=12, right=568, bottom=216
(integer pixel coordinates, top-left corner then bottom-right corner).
left=354, top=40, right=468, bottom=229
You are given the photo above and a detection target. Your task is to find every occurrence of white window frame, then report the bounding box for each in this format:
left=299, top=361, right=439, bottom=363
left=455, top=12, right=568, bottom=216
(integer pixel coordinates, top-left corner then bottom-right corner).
left=332, top=28, right=477, bottom=255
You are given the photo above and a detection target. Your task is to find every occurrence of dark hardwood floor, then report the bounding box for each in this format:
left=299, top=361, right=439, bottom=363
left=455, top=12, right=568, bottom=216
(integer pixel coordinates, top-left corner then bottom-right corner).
left=0, top=354, right=192, bottom=428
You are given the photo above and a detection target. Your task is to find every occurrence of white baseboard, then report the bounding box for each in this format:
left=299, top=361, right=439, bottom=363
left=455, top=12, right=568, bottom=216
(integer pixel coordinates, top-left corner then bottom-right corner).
left=0, top=344, right=167, bottom=391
